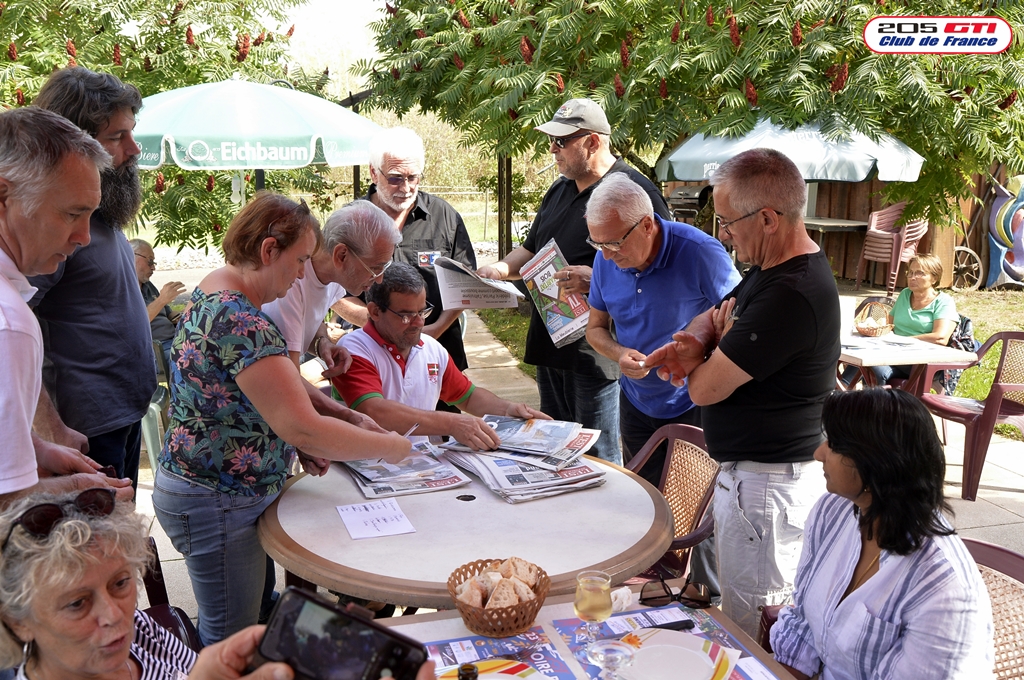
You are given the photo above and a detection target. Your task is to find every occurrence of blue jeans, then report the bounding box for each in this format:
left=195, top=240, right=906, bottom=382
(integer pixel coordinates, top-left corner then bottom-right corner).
left=152, top=467, right=277, bottom=645
left=536, top=365, right=621, bottom=465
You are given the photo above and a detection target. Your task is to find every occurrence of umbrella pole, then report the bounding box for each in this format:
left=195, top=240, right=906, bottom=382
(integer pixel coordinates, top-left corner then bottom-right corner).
left=255, top=169, right=265, bottom=191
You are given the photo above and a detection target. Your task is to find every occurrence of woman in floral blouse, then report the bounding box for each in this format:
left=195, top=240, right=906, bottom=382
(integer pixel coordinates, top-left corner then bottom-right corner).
left=153, top=192, right=410, bottom=646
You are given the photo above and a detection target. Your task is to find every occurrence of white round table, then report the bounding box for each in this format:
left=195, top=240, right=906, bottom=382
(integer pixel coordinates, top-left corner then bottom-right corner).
left=257, top=458, right=673, bottom=608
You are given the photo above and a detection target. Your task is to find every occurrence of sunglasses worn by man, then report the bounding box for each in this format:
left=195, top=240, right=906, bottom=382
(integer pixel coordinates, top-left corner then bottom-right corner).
left=0, top=488, right=116, bottom=551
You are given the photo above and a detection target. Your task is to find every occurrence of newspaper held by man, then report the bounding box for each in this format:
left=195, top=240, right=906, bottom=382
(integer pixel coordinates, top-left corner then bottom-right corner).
left=343, top=442, right=472, bottom=498
left=519, top=238, right=589, bottom=348
left=442, top=452, right=605, bottom=504
left=434, top=256, right=523, bottom=310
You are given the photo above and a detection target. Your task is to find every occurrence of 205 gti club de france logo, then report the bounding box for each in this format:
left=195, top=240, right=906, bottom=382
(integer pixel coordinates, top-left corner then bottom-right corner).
left=864, top=16, right=1012, bottom=55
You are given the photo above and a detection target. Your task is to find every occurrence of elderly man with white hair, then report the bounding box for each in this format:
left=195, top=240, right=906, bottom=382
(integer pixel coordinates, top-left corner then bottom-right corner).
left=263, top=200, right=401, bottom=372
left=336, top=127, right=477, bottom=377
left=585, top=173, right=740, bottom=477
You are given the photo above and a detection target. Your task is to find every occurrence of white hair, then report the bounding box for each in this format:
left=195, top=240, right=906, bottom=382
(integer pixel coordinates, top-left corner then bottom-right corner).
left=368, top=127, right=426, bottom=172
left=322, top=201, right=402, bottom=256
left=586, top=172, right=653, bottom=227
left=710, top=148, right=807, bottom=217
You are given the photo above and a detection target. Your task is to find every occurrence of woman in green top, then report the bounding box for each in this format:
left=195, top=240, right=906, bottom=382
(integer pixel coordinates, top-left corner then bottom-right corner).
left=870, top=253, right=959, bottom=386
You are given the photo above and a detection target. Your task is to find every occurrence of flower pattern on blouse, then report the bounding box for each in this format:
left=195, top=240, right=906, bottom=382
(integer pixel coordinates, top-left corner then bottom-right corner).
left=160, top=288, right=290, bottom=496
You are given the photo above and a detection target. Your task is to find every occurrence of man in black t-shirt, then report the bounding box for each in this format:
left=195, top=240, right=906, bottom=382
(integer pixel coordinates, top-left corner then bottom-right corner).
left=478, top=99, right=669, bottom=465
left=647, top=149, right=840, bottom=636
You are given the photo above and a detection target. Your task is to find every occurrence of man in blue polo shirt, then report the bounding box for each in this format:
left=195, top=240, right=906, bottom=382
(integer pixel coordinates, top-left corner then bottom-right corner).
left=585, top=173, right=740, bottom=475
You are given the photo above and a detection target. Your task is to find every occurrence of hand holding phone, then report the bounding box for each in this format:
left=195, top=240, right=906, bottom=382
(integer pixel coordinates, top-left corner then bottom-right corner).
left=258, top=588, right=429, bottom=680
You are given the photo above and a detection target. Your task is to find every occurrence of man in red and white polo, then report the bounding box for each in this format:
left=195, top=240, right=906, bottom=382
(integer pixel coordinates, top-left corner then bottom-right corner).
left=334, top=263, right=548, bottom=450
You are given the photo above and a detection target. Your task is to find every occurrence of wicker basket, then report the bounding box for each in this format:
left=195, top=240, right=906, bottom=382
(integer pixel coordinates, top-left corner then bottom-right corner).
left=854, top=300, right=894, bottom=337
left=447, top=559, right=551, bottom=637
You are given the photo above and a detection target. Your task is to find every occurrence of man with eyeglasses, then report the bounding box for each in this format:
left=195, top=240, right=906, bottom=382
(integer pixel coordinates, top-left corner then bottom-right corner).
left=0, top=106, right=134, bottom=506
left=477, top=98, right=669, bottom=465
left=263, top=201, right=400, bottom=380
left=128, top=238, right=184, bottom=371
left=334, top=264, right=547, bottom=450
left=584, top=173, right=739, bottom=481
left=645, top=149, right=840, bottom=637
left=28, top=67, right=156, bottom=491
left=337, top=127, right=477, bottom=385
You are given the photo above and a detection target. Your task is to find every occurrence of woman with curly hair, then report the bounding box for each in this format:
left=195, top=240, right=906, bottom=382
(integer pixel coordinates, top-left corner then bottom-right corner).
left=771, top=389, right=993, bottom=679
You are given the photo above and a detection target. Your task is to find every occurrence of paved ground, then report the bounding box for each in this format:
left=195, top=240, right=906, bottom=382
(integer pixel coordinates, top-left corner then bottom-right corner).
left=141, top=273, right=1024, bottom=620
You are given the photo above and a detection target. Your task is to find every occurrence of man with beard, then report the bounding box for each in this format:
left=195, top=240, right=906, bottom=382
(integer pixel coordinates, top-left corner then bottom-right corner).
left=335, top=128, right=477, bottom=378
left=477, top=99, right=670, bottom=465
left=28, top=67, right=155, bottom=489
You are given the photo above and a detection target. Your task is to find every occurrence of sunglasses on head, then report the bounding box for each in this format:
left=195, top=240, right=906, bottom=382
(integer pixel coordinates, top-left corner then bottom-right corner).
left=639, top=576, right=713, bottom=609
left=0, top=488, right=116, bottom=552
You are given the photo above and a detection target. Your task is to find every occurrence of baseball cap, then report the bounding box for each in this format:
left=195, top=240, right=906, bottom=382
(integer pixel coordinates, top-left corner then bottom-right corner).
left=534, top=98, right=612, bottom=137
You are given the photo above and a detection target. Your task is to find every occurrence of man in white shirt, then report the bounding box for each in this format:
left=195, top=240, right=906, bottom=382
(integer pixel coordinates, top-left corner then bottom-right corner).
left=263, top=201, right=400, bottom=376
left=0, top=107, right=133, bottom=504
left=335, top=263, right=547, bottom=450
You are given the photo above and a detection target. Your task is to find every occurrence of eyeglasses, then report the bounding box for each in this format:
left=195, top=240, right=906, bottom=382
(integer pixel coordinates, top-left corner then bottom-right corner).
left=352, top=251, right=393, bottom=280
left=1, top=488, right=117, bottom=552
left=383, top=304, right=434, bottom=324
left=547, top=131, right=592, bottom=149
left=717, top=207, right=784, bottom=238
left=907, top=269, right=930, bottom=278
left=383, top=173, right=422, bottom=186
left=639, top=576, right=712, bottom=610
left=586, top=217, right=644, bottom=252
left=134, top=253, right=156, bottom=267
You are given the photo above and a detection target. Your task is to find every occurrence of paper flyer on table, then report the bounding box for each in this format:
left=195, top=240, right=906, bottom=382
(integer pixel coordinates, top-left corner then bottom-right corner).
left=434, top=256, right=523, bottom=310
left=425, top=625, right=575, bottom=680
left=335, top=498, right=415, bottom=539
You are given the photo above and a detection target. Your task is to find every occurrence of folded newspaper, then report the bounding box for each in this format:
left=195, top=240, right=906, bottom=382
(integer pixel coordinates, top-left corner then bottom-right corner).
left=343, top=442, right=472, bottom=498
left=444, top=428, right=601, bottom=471
left=442, top=452, right=606, bottom=504
left=433, top=256, right=523, bottom=310
left=479, top=415, right=582, bottom=455
left=519, top=238, right=589, bottom=348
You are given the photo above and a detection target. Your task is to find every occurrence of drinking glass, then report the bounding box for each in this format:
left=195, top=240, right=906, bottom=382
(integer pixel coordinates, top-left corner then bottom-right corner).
left=585, top=639, right=635, bottom=680
left=574, top=570, right=613, bottom=662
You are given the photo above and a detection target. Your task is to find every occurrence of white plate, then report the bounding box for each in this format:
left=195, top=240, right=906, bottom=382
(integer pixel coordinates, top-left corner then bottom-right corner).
left=620, top=629, right=715, bottom=680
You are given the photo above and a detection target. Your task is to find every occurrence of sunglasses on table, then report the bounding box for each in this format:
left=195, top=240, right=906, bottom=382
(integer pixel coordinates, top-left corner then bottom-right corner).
left=0, top=488, right=117, bottom=552
left=639, top=576, right=713, bottom=609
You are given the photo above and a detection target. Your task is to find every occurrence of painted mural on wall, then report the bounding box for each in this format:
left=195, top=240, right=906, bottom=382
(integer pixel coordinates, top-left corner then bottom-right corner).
left=988, top=176, right=1024, bottom=289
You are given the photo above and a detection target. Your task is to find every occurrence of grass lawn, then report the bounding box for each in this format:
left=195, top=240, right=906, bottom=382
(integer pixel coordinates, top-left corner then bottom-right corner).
left=475, top=287, right=1024, bottom=440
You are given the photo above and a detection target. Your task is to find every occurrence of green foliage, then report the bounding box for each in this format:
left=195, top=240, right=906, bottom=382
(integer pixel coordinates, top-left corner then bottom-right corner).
left=0, top=0, right=346, bottom=249
left=360, top=0, right=1024, bottom=228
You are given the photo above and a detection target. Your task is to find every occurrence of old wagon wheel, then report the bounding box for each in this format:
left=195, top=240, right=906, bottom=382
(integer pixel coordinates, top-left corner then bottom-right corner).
left=952, top=246, right=984, bottom=291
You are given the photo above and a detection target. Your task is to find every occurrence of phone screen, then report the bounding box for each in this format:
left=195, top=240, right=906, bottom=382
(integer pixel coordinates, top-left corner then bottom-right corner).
left=261, top=589, right=426, bottom=680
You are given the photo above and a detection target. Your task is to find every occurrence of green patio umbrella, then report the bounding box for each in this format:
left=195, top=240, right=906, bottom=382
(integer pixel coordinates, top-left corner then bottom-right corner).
left=135, top=77, right=382, bottom=179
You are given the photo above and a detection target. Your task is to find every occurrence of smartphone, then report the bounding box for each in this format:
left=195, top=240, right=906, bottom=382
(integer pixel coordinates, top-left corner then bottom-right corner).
left=258, top=587, right=428, bottom=680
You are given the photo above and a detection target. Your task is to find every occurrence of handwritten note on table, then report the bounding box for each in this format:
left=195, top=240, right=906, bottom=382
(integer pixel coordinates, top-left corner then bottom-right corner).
left=336, top=498, right=416, bottom=539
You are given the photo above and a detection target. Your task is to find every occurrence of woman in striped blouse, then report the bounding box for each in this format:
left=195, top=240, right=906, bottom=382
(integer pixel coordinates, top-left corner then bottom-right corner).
left=0, top=488, right=296, bottom=680
left=771, top=389, right=994, bottom=680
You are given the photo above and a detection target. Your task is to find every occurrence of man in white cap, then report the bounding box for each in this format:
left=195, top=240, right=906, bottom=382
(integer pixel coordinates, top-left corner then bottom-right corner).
left=477, top=99, right=669, bottom=465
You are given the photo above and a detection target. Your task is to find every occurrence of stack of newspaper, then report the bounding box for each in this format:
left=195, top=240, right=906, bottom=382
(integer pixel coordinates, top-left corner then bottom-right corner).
left=343, top=442, right=472, bottom=499
left=440, top=416, right=606, bottom=503
left=441, top=452, right=606, bottom=504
